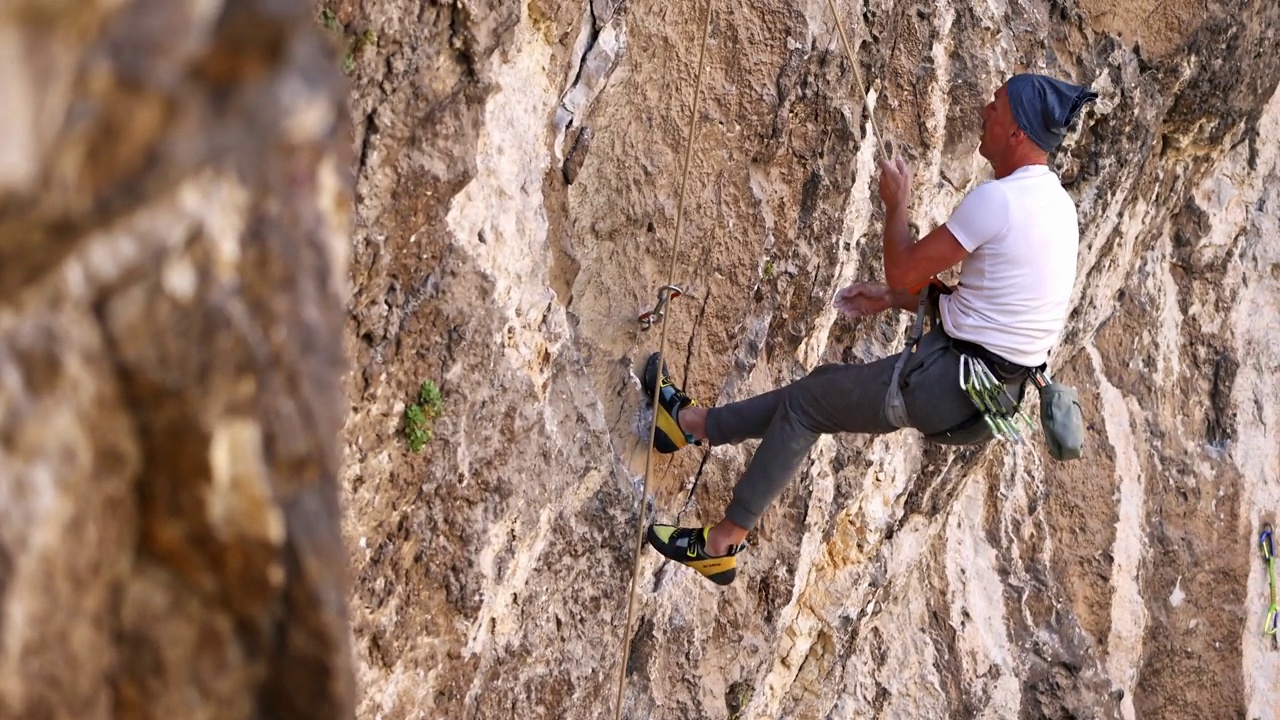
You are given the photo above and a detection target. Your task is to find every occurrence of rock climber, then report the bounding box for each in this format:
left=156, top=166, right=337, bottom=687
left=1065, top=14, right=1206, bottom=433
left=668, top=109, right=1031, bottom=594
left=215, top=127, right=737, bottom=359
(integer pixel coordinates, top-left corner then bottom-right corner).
left=643, top=73, right=1098, bottom=585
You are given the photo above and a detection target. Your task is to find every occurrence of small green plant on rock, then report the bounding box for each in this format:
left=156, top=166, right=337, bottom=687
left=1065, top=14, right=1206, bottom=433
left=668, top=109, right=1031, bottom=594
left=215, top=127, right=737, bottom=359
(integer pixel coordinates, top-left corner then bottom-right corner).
left=405, top=380, right=444, bottom=452
left=319, top=7, right=338, bottom=31
left=343, top=28, right=378, bottom=75
left=317, top=7, right=377, bottom=76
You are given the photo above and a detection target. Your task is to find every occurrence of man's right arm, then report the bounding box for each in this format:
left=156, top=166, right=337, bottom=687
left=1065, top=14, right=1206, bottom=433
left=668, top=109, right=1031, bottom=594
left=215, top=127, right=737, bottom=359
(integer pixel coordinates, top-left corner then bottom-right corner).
left=878, top=158, right=972, bottom=291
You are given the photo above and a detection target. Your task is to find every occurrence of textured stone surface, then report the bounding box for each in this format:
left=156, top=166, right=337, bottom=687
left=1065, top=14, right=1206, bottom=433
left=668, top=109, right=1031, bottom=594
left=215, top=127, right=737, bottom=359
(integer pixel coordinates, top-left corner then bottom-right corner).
left=338, top=0, right=1280, bottom=718
left=0, top=1, right=354, bottom=718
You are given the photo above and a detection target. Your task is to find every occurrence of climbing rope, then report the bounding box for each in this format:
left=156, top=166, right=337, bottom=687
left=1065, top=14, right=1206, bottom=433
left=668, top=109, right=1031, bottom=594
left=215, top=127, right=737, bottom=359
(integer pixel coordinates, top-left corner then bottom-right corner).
left=612, top=0, right=715, bottom=716
left=612, top=0, right=888, bottom=715
left=823, top=0, right=889, bottom=161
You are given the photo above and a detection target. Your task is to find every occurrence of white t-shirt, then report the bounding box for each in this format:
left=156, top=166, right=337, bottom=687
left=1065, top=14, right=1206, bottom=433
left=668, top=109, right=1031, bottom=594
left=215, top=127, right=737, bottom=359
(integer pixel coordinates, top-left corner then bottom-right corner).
left=939, top=165, right=1080, bottom=367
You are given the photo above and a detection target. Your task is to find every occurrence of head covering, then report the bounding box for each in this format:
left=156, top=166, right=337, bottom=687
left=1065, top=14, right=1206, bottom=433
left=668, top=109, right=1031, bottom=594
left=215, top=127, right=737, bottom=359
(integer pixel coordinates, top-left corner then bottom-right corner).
left=1006, top=73, right=1099, bottom=152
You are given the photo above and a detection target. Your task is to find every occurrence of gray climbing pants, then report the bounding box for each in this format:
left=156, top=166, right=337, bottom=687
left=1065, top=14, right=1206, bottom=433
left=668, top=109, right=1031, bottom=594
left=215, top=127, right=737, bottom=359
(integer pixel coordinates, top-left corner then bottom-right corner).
left=706, top=327, right=1012, bottom=530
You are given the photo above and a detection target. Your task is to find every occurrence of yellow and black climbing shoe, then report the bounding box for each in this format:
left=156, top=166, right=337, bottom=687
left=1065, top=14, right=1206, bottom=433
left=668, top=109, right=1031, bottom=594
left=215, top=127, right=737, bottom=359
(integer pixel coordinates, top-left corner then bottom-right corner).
left=646, top=524, right=741, bottom=586
left=642, top=352, right=700, bottom=454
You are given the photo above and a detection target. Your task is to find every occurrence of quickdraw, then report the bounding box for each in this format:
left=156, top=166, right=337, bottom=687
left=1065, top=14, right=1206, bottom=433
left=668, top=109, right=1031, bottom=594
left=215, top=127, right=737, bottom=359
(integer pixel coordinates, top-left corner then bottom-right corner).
left=1260, top=524, right=1278, bottom=639
left=959, top=354, right=1031, bottom=442
left=638, top=284, right=684, bottom=331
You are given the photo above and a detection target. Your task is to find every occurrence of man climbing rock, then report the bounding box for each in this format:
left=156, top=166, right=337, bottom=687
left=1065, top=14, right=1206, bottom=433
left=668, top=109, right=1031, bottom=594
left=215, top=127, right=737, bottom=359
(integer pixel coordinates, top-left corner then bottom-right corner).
left=643, top=73, right=1098, bottom=586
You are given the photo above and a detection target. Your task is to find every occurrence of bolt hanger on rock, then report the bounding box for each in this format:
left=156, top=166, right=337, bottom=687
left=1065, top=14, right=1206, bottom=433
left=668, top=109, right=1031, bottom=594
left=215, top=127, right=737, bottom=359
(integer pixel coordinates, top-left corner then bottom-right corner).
left=638, top=284, right=684, bottom=331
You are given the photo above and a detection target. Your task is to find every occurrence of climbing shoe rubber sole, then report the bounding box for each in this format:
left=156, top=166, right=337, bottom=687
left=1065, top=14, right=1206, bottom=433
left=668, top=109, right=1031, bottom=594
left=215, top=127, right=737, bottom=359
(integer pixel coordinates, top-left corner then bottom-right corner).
left=646, top=524, right=738, bottom=586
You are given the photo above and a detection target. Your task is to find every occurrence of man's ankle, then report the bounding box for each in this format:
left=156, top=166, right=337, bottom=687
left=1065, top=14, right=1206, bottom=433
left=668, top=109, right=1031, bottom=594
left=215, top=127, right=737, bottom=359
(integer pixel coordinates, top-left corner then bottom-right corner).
left=680, top=406, right=707, bottom=442
left=706, top=524, right=743, bottom=557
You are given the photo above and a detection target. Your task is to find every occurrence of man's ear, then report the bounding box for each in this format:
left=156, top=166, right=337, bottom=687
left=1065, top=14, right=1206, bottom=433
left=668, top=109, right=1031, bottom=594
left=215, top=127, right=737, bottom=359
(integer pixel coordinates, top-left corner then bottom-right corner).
left=1010, top=126, right=1032, bottom=148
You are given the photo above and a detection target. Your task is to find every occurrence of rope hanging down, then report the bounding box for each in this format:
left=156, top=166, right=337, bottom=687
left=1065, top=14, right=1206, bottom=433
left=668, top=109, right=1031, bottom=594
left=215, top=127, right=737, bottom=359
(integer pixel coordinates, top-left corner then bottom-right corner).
left=612, top=1, right=885, bottom=717
left=823, top=0, right=889, bottom=161
left=612, top=0, right=715, bottom=716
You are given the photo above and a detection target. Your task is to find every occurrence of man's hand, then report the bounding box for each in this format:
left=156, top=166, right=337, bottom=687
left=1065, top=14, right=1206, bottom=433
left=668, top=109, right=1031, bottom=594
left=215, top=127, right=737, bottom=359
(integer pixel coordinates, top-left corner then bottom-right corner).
left=878, top=157, right=912, bottom=212
left=833, top=282, right=893, bottom=320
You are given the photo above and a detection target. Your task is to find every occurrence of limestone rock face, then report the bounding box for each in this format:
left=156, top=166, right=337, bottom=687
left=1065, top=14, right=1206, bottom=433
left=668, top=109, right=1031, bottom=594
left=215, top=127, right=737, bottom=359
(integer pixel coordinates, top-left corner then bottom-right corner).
left=0, top=1, right=354, bottom=718
left=336, top=0, right=1280, bottom=718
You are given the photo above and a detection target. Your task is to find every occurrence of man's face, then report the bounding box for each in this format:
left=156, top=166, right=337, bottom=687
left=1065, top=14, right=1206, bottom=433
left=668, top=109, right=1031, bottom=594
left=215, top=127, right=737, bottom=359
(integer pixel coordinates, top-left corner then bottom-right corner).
left=979, top=84, right=1019, bottom=160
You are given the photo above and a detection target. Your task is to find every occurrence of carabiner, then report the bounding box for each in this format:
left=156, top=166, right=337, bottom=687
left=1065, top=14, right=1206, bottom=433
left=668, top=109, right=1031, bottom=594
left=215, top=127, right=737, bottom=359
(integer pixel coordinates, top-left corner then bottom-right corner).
left=639, top=285, right=684, bottom=331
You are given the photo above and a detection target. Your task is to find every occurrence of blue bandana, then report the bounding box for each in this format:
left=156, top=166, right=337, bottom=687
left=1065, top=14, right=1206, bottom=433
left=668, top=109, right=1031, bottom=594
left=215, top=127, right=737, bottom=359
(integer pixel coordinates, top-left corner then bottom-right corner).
left=1006, top=73, right=1098, bottom=152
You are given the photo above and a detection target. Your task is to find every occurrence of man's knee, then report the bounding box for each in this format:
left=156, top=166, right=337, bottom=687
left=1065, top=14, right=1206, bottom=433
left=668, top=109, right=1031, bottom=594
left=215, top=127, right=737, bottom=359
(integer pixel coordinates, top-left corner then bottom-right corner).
left=808, top=362, right=844, bottom=378
left=780, top=375, right=838, bottom=434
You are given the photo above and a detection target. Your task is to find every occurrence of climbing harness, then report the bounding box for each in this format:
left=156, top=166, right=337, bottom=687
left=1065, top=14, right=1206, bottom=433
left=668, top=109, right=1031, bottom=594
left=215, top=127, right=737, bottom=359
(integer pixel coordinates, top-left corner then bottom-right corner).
left=883, top=283, right=1031, bottom=443
left=638, top=284, right=684, bottom=331
left=883, top=286, right=931, bottom=428
left=959, top=354, right=1031, bottom=442
left=1261, top=525, right=1278, bottom=639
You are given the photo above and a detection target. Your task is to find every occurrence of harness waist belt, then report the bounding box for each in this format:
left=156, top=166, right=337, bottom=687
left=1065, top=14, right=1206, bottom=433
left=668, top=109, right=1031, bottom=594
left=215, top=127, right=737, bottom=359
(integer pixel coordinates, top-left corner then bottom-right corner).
left=947, top=337, right=1034, bottom=384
